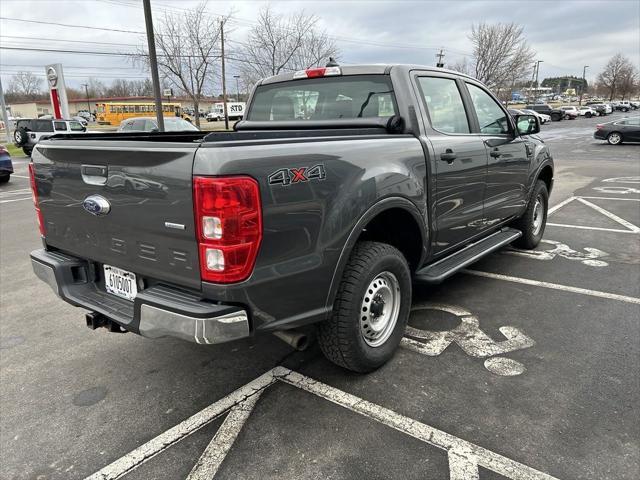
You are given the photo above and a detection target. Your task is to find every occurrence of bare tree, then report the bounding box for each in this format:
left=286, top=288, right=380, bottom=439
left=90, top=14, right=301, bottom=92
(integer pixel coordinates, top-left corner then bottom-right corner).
left=8, top=71, right=43, bottom=99
left=134, top=2, right=223, bottom=127
left=597, top=53, right=637, bottom=101
left=238, top=6, right=339, bottom=87
left=449, top=57, right=471, bottom=76
left=468, top=23, right=535, bottom=91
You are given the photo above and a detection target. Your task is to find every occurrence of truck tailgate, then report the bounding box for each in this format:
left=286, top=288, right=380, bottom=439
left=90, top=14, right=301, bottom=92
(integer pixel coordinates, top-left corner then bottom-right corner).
left=32, top=140, right=201, bottom=290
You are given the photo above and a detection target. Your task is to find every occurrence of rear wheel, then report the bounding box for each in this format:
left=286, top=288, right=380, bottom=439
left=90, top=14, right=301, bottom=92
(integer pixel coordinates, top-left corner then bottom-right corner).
left=14, top=128, right=28, bottom=146
left=0, top=174, right=9, bottom=184
left=585, top=112, right=592, bottom=118
left=22, top=147, right=33, bottom=156
left=551, top=113, right=561, bottom=122
left=607, top=132, right=623, bottom=145
left=512, top=180, right=548, bottom=249
left=318, top=241, right=411, bottom=373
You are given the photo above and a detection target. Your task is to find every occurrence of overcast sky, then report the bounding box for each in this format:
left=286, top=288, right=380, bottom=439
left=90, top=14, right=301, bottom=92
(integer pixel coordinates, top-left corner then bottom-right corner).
left=1, top=0, right=639, bottom=93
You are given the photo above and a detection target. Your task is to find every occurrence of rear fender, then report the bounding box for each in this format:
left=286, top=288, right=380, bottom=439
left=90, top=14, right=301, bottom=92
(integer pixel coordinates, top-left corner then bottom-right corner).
left=324, top=197, right=428, bottom=311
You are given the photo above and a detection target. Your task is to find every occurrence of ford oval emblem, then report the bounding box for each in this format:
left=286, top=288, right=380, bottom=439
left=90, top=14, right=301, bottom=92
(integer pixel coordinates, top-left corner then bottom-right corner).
left=82, top=195, right=111, bottom=216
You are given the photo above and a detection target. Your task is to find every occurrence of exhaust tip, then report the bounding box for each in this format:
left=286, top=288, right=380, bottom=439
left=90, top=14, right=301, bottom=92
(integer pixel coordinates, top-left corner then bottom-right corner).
left=273, top=330, right=309, bottom=351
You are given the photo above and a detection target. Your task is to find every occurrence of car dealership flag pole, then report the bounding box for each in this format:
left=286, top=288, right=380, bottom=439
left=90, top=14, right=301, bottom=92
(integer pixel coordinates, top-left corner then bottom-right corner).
left=143, top=0, right=165, bottom=132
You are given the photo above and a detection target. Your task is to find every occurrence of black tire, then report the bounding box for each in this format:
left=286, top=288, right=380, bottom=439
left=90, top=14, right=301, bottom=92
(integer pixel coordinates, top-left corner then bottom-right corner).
left=318, top=241, right=412, bottom=373
left=551, top=113, right=561, bottom=121
left=0, top=174, right=9, bottom=184
left=512, top=180, right=548, bottom=249
left=622, top=107, right=629, bottom=112
left=564, top=114, right=570, bottom=120
left=585, top=112, right=592, bottom=118
left=607, top=132, right=623, bottom=145
left=14, top=128, right=28, bottom=146
left=22, top=147, right=33, bottom=156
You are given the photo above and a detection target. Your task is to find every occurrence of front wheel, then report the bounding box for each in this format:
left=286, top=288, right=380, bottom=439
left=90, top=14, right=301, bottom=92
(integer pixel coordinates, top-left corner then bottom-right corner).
left=607, top=132, right=623, bottom=145
left=512, top=180, right=549, bottom=249
left=318, top=241, right=412, bottom=373
left=585, top=112, right=592, bottom=118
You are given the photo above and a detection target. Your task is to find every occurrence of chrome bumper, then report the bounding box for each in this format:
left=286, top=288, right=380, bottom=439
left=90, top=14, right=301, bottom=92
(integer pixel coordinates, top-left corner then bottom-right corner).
left=30, top=248, right=250, bottom=345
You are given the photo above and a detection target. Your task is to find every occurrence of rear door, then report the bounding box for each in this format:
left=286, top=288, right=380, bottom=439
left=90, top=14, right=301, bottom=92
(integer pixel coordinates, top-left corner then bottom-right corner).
left=32, top=140, right=202, bottom=289
left=463, top=81, right=529, bottom=226
left=414, top=74, right=488, bottom=253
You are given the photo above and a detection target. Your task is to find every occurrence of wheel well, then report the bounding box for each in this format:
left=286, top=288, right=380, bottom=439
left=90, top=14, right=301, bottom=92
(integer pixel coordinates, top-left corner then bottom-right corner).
left=538, top=165, right=553, bottom=193
left=357, top=208, right=423, bottom=272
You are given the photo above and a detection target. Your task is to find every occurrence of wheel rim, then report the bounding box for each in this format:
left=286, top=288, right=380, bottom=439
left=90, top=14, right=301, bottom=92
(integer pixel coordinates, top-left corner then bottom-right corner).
left=360, top=271, right=401, bottom=347
left=532, top=196, right=544, bottom=236
left=609, top=133, right=621, bottom=144
left=15, top=132, right=22, bottom=143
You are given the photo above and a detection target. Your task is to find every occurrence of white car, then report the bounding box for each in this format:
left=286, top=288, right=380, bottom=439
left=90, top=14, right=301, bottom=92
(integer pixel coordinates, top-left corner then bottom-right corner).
left=521, top=109, right=551, bottom=124
left=577, top=106, right=598, bottom=118
left=206, top=112, right=222, bottom=122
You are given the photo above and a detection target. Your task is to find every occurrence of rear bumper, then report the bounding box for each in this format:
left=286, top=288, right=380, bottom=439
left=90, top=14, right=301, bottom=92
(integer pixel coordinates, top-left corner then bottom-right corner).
left=30, top=248, right=250, bottom=345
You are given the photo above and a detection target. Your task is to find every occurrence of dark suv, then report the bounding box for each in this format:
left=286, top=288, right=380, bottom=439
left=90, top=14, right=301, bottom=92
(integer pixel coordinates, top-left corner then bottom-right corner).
left=13, top=118, right=86, bottom=156
left=525, top=104, right=564, bottom=122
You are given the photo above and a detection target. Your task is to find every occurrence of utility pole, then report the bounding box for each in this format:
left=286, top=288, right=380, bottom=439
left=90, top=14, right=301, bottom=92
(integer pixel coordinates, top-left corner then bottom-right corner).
left=579, top=65, right=589, bottom=106
left=143, top=0, right=164, bottom=132
left=234, top=75, right=240, bottom=102
left=81, top=83, right=91, bottom=114
left=435, top=49, right=445, bottom=68
left=534, top=60, right=543, bottom=99
left=220, top=18, right=229, bottom=130
left=0, top=77, right=11, bottom=143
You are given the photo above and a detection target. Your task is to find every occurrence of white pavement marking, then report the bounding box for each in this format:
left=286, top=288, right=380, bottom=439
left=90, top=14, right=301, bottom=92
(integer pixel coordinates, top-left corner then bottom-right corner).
left=463, top=269, right=640, bottom=305
left=84, top=370, right=278, bottom=480
left=602, top=176, right=640, bottom=184
left=576, top=197, right=640, bottom=232
left=0, top=197, right=32, bottom=204
left=403, top=304, right=534, bottom=358
left=579, top=196, right=640, bottom=202
left=85, top=366, right=560, bottom=480
left=593, top=186, right=640, bottom=195
left=186, top=393, right=261, bottom=480
left=8, top=174, right=29, bottom=179
left=484, top=357, right=526, bottom=376
left=548, top=196, right=576, bottom=215
left=505, top=239, right=609, bottom=267
left=279, top=367, right=559, bottom=480
left=546, top=223, right=637, bottom=234
left=0, top=188, right=31, bottom=195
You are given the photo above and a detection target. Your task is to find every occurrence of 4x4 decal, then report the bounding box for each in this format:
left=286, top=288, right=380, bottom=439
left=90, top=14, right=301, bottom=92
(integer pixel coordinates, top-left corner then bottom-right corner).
left=268, top=164, right=326, bottom=186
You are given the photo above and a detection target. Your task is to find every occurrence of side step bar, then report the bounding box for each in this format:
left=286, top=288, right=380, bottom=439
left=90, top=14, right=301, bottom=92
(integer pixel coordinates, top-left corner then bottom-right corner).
left=414, top=228, right=522, bottom=284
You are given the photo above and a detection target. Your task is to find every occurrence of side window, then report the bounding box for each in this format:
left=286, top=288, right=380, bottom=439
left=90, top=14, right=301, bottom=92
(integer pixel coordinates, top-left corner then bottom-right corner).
left=37, top=120, right=54, bottom=132
left=54, top=121, right=67, bottom=131
left=466, top=83, right=510, bottom=135
left=417, top=77, right=470, bottom=134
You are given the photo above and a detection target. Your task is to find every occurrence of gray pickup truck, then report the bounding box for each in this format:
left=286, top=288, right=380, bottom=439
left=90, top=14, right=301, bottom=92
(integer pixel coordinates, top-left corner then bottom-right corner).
left=29, top=63, right=553, bottom=372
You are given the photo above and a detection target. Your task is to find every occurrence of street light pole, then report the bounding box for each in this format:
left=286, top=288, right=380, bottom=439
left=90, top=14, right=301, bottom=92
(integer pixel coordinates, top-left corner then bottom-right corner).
left=143, top=0, right=164, bottom=132
left=579, top=65, right=589, bottom=106
left=234, top=75, right=240, bottom=102
left=534, top=60, right=543, bottom=99
left=81, top=83, right=91, bottom=114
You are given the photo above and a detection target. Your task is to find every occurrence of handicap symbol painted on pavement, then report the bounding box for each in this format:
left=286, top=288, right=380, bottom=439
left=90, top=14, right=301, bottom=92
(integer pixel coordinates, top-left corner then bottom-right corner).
left=402, top=303, right=535, bottom=376
left=505, top=239, right=609, bottom=267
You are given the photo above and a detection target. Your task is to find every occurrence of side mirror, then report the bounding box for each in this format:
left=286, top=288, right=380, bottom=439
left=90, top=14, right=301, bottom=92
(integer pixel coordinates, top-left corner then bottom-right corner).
left=515, top=114, right=540, bottom=135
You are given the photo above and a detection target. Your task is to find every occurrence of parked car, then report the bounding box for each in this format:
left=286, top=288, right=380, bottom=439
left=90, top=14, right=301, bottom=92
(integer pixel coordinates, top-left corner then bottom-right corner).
left=611, top=102, right=632, bottom=112
left=0, top=144, right=14, bottom=183
left=521, top=108, right=551, bottom=124
left=630, top=101, right=640, bottom=109
left=77, top=110, right=96, bottom=122
left=117, top=117, right=200, bottom=132
left=72, top=116, right=89, bottom=127
left=13, top=118, right=87, bottom=156
left=558, top=106, right=579, bottom=119
left=594, top=116, right=640, bottom=145
left=585, top=103, right=611, bottom=116
left=206, top=111, right=222, bottom=122
left=525, top=104, right=564, bottom=121
left=577, top=106, right=598, bottom=118
left=28, top=63, right=553, bottom=373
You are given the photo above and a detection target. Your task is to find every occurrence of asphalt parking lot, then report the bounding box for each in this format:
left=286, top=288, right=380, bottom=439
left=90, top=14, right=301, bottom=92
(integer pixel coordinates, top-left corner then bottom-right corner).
left=1, top=111, right=638, bottom=480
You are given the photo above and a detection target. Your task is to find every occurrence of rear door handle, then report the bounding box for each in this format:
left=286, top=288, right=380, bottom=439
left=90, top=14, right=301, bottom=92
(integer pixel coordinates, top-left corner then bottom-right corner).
left=489, top=148, right=501, bottom=158
left=440, top=149, right=457, bottom=163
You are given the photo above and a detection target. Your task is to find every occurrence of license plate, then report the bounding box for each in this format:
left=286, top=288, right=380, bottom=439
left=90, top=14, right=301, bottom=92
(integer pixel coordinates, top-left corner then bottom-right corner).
left=103, top=265, right=137, bottom=301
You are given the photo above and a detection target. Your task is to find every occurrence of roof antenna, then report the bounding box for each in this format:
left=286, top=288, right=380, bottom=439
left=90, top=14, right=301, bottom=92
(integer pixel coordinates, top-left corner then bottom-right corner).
left=326, top=57, right=339, bottom=67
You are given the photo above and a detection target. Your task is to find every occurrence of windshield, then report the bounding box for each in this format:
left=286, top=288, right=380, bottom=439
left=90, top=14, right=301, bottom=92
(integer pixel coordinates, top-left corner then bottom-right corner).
left=248, top=75, right=397, bottom=121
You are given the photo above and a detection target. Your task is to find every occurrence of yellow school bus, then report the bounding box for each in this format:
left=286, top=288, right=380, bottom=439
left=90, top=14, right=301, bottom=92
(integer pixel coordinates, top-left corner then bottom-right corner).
left=96, top=102, right=184, bottom=125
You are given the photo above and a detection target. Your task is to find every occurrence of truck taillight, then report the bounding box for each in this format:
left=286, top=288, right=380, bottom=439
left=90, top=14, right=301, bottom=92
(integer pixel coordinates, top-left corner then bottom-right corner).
left=193, top=176, right=262, bottom=283
left=28, top=163, right=45, bottom=237
left=293, top=66, right=341, bottom=79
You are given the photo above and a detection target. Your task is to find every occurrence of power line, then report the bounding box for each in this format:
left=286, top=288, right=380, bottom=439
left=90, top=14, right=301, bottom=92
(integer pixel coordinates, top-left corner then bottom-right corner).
left=0, top=16, right=145, bottom=34
left=0, top=34, right=141, bottom=47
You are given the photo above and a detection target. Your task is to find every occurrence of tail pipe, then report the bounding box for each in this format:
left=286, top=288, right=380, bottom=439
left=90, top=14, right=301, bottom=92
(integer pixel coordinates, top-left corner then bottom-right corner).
left=273, top=330, right=309, bottom=351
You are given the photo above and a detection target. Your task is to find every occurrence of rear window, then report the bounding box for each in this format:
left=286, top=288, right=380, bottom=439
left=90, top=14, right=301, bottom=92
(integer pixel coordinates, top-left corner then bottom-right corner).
left=248, top=75, right=397, bottom=121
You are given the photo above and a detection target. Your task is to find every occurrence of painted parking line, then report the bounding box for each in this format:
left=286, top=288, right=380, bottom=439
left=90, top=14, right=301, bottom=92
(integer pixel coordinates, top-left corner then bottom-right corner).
left=462, top=269, right=640, bottom=305
left=547, top=195, right=640, bottom=234
left=0, top=197, right=32, bottom=204
left=85, top=367, right=559, bottom=480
